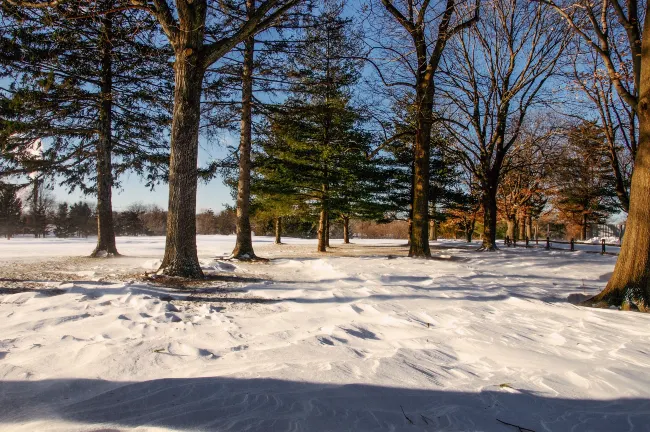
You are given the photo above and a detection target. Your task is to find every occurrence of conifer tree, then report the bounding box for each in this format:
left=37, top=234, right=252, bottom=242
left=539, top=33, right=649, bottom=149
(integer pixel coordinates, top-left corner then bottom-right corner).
left=253, top=2, right=381, bottom=252
left=0, top=184, right=22, bottom=239
left=1, top=2, right=172, bottom=256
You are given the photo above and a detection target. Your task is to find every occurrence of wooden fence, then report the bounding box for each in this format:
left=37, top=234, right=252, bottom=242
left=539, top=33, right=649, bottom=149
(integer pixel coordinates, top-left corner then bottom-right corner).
left=503, top=236, right=620, bottom=256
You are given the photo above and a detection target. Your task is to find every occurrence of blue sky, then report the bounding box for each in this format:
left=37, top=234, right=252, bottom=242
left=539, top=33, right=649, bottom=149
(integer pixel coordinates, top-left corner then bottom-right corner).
left=52, top=134, right=236, bottom=212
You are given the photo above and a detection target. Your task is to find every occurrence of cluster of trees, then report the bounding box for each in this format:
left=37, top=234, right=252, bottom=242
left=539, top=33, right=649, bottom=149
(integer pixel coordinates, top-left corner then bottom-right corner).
left=1, top=0, right=649, bottom=309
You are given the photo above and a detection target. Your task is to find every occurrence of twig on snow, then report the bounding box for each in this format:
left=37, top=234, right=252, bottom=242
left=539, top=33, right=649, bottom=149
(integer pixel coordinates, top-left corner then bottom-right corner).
left=400, top=405, right=414, bottom=424
left=496, top=418, right=536, bottom=432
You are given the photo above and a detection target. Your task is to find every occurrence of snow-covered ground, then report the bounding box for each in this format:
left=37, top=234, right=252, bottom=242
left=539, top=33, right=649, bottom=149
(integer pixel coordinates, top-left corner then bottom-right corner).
left=0, top=236, right=649, bottom=431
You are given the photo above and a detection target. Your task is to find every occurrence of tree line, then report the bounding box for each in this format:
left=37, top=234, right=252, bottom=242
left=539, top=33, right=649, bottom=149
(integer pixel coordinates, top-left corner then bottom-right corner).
left=1, top=0, right=648, bottom=310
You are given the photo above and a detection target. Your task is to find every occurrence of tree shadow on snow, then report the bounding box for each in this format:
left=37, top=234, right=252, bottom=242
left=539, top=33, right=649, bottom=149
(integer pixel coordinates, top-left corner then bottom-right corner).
left=0, top=377, right=647, bottom=431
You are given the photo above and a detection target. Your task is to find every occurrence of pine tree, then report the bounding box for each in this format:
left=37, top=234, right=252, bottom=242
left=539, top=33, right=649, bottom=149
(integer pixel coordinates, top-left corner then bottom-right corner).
left=53, top=203, right=71, bottom=238
left=253, top=3, right=378, bottom=252
left=1, top=2, right=172, bottom=256
left=552, top=123, right=619, bottom=241
left=0, top=184, right=22, bottom=239
left=69, top=202, right=94, bottom=238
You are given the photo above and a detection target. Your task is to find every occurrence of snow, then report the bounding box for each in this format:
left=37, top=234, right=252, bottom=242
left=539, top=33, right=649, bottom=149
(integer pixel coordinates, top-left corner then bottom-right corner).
left=0, top=236, right=649, bottom=431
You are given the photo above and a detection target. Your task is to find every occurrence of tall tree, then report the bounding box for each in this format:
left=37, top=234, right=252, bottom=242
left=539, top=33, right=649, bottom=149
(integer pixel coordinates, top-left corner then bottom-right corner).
left=231, top=0, right=258, bottom=260
left=0, top=184, right=22, bottom=239
left=253, top=2, right=372, bottom=253
left=541, top=0, right=650, bottom=308
left=440, top=0, right=566, bottom=250
left=7, top=0, right=301, bottom=277
left=1, top=2, right=171, bottom=257
left=569, top=44, right=636, bottom=212
left=551, top=123, right=618, bottom=241
left=367, top=0, right=479, bottom=257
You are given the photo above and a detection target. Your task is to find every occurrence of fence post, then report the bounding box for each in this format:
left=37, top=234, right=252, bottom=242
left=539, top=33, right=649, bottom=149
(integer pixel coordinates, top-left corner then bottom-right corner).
left=601, top=239, right=606, bottom=255
left=546, top=236, right=550, bottom=250
left=525, top=236, right=529, bottom=248
left=570, top=238, right=575, bottom=252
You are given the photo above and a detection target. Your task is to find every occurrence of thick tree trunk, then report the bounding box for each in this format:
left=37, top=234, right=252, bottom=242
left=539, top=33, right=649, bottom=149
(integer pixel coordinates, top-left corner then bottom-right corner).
left=581, top=213, right=588, bottom=241
left=158, top=20, right=205, bottom=277
left=591, top=17, right=650, bottom=309
left=409, top=109, right=432, bottom=257
left=526, top=215, right=533, bottom=240
left=481, top=181, right=499, bottom=251
left=274, top=217, right=281, bottom=244
left=231, top=0, right=256, bottom=260
left=343, top=216, right=350, bottom=243
left=92, top=11, right=119, bottom=258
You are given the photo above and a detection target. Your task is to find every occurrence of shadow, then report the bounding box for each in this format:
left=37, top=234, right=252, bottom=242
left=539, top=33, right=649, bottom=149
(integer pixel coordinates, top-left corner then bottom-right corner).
left=0, top=287, right=65, bottom=296
left=0, top=377, right=647, bottom=431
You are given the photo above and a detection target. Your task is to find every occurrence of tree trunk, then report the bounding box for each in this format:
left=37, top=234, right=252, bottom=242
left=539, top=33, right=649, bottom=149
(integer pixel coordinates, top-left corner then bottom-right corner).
left=231, top=0, right=256, bottom=260
left=581, top=213, right=588, bottom=241
left=518, top=213, right=525, bottom=242
left=343, top=216, right=350, bottom=243
left=91, top=11, right=119, bottom=258
left=506, top=216, right=516, bottom=244
left=409, top=108, right=432, bottom=257
left=481, top=181, right=499, bottom=251
left=526, top=214, right=533, bottom=240
left=32, top=179, right=39, bottom=238
left=274, top=217, right=281, bottom=244
left=325, top=213, right=330, bottom=247
left=317, top=208, right=327, bottom=253
left=429, top=219, right=437, bottom=241
left=158, top=21, right=205, bottom=278
left=466, top=217, right=475, bottom=243
left=591, top=15, right=650, bottom=309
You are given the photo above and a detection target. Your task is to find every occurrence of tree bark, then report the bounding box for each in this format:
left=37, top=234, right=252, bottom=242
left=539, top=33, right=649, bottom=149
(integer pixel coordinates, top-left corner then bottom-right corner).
left=317, top=208, right=327, bottom=253
left=506, top=217, right=515, bottom=244
left=481, top=180, right=499, bottom=250
left=581, top=213, right=588, bottom=241
left=158, top=7, right=206, bottom=278
left=231, top=0, right=257, bottom=260
left=518, top=213, right=525, bottom=242
left=526, top=214, right=533, bottom=240
left=91, top=10, right=119, bottom=258
left=466, top=217, right=475, bottom=242
left=325, top=212, right=330, bottom=247
left=409, top=106, right=432, bottom=257
left=274, top=216, right=281, bottom=244
left=343, top=216, right=350, bottom=243
left=591, top=14, right=650, bottom=309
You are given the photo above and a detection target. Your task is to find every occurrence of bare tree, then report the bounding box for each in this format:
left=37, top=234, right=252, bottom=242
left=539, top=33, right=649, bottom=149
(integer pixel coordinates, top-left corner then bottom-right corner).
left=365, top=0, right=479, bottom=257
left=439, top=0, right=566, bottom=250
left=540, top=0, right=650, bottom=309
left=567, top=43, right=635, bottom=212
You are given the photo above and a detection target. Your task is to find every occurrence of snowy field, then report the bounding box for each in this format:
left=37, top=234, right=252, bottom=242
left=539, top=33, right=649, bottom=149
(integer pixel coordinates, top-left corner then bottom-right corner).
left=0, top=236, right=649, bottom=431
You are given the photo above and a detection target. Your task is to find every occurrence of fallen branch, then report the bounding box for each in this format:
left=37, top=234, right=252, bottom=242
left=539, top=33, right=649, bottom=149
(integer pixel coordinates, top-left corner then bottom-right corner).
left=496, top=418, right=536, bottom=432
left=400, top=405, right=414, bottom=425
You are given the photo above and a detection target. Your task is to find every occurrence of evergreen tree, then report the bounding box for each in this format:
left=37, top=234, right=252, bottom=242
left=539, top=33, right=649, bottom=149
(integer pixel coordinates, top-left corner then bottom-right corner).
left=253, top=2, right=380, bottom=252
left=53, top=203, right=71, bottom=238
left=1, top=3, right=172, bottom=256
left=552, top=123, right=619, bottom=240
left=69, top=202, right=94, bottom=238
left=0, top=184, right=22, bottom=239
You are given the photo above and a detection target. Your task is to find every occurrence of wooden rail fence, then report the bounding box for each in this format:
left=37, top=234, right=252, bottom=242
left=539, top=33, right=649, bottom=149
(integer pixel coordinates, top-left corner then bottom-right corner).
left=503, top=236, right=620, bottom=256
